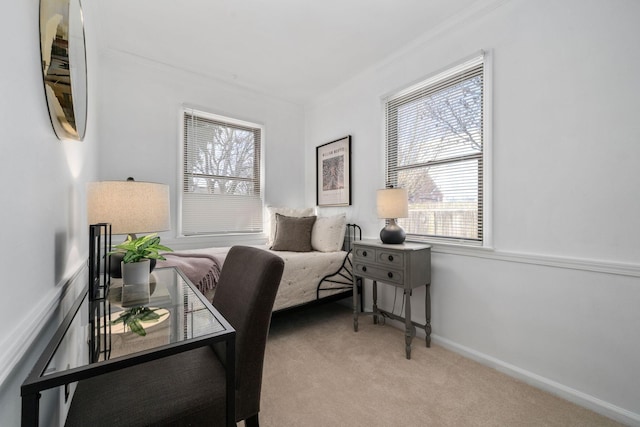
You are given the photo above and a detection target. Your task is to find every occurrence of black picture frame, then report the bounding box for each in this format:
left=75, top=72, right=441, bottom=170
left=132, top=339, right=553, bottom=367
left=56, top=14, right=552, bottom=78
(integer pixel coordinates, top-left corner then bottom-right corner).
left=316, top=135, right=351, bottom=206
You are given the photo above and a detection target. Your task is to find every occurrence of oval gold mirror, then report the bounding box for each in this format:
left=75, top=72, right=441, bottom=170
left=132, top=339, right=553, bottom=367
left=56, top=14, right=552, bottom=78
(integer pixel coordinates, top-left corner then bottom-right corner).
left=40, top=0, right=87, bottom=141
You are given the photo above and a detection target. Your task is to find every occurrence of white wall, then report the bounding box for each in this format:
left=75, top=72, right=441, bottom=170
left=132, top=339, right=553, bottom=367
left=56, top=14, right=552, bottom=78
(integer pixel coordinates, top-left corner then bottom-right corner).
left=0, top=0, right=100, bottom=425
left=304, top=0, right=640, bottom=424
left=95, top=49, right=307, bottom=249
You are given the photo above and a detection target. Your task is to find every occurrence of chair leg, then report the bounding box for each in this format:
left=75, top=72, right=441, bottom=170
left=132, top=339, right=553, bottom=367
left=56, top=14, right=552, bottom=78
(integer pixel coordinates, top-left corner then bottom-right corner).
left=244, top=414, right=259, bottom=427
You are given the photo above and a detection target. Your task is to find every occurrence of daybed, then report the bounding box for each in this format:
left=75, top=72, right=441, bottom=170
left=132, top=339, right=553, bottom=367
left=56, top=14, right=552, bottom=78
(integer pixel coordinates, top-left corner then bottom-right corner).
left=157, top=209, right=361, bottom=313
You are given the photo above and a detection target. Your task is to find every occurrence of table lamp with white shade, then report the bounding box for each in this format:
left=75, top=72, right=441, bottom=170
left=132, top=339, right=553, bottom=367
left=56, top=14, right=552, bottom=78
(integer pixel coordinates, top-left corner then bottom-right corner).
left=87, top=177, right=171, bottom=277
left=377, top=187, right=408, bottom=244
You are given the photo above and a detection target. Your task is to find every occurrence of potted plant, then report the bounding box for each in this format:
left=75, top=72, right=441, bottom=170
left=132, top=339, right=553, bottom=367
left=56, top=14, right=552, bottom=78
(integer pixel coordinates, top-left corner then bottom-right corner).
left=109, top=233, right=173, bottom=285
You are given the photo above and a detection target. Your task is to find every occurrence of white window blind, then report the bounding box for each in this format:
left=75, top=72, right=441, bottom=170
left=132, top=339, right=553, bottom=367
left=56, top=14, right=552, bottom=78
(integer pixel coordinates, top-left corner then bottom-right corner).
left=181, top=108, right=263, bottom=236
left=385, top=55, right=485, bottom=245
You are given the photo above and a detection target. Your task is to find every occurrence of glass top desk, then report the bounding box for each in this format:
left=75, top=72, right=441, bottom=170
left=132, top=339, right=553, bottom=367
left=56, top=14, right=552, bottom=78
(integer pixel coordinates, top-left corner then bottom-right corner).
left=21, top=267, right=236, bottom=427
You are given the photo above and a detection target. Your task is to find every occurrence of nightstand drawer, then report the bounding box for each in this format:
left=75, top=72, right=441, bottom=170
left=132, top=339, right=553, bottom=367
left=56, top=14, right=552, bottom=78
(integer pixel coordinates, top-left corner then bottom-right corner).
left=353, top=263, right=403, bottom=285
left=354, top=247, right=405, bottom=267
left=376, top=249, right=404, bottom=268
left=353, top=246, right=377, bottom=262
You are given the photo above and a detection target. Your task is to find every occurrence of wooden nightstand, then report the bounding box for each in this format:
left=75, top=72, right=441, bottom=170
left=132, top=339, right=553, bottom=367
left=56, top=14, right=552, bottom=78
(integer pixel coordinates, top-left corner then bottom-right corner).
left=352, top=239, right=431, bottom=359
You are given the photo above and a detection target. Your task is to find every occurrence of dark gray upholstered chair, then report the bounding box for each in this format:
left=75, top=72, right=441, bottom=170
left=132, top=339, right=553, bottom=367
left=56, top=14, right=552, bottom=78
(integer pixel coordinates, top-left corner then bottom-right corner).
left=65, top=246, right=285, bottom=427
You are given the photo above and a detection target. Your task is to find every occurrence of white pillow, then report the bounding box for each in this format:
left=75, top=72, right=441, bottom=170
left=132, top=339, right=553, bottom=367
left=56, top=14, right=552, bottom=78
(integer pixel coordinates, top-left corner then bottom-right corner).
left=266, top=206, right=315, bottom=245
left=311, top=213, right=347, bottom=252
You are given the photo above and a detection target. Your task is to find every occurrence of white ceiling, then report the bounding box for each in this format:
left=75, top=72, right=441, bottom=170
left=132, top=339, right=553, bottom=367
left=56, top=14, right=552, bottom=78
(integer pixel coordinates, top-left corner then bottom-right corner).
left=95, top=0, right=482, bottom=105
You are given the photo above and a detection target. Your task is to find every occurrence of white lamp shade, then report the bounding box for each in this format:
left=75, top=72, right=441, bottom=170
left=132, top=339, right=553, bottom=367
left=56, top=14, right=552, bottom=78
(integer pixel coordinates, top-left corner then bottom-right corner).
left=87, top=181, right=171, bottom=235
left=377, top=188, right=408, bottom=219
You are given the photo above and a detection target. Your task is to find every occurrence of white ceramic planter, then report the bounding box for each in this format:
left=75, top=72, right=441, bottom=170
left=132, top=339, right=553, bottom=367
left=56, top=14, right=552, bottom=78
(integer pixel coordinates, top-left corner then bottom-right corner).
left=121, top=259, right=150, bottom=286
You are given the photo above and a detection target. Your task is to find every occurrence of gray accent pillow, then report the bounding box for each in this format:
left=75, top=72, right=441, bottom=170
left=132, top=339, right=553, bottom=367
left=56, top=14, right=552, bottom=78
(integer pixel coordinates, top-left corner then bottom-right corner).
left=271, top=213, right=317, bottom=252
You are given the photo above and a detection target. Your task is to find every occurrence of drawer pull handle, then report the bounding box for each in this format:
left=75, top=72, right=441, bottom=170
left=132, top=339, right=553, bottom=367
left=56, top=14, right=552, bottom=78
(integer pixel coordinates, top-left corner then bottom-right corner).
left=363, top=250, right=368, bottom=257
left=388, top=255, right=394, bottom=261
left=388, top=272, right=393, bottom=278
left=362, top=266, right=367, bottom=272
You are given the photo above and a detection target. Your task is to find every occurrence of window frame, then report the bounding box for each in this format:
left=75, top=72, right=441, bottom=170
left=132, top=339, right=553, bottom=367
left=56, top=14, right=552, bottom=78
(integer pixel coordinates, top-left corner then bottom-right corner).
left=383, top=52, right=492, bottom=248
left=177, top=106, right=265, bottom=238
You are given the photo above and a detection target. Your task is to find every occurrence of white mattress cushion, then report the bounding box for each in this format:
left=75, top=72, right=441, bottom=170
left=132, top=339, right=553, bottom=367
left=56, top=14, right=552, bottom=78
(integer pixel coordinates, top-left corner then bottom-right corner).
left=311, top=213, right=347, bottom=252
left=173, top=245, right=351, bottom=311
left=268, top=248, right=349, bottom=311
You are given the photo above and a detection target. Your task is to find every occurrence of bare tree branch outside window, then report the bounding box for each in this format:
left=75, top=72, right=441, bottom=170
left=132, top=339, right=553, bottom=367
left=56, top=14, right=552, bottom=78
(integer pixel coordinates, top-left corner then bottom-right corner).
left=186, top=119, right=259, bottom=196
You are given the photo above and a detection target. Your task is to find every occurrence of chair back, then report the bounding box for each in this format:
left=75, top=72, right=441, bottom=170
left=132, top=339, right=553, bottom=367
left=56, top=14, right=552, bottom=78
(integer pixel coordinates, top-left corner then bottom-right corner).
left=213, top=245, right=284, bottom=422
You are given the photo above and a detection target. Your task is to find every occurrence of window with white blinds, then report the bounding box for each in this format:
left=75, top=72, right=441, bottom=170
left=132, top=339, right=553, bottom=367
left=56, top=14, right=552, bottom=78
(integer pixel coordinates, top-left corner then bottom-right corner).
left=180, top=108, right=263, bottom=236
left=385, top=55, right=485, bottom=245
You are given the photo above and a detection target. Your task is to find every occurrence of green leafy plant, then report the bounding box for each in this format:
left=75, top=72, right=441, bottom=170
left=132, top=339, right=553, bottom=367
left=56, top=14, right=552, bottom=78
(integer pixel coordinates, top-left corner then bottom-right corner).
left=112, top=306, right=162, bottom=336
left=109, top=233, right=173, bottom=264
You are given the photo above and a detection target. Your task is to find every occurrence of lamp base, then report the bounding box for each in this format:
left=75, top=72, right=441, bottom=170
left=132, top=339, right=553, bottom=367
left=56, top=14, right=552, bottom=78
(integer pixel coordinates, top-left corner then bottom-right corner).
left=380, top=219, right=406, bottom=244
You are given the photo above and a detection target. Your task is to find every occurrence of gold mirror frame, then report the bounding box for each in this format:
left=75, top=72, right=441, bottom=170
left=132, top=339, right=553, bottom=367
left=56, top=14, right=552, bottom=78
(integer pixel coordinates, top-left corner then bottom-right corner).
left=40, top=0, right=88, bottom=141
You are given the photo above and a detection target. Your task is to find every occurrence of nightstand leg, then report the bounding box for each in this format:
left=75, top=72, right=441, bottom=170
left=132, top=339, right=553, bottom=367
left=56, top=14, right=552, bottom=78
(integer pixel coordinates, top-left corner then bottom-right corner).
left=425, top=283, right=431, bottom=347
left=404, top=289, right=413, bottom=359
left=353, top=275, right=359, bottom=332
left=372, top=280, right=379, bottom=324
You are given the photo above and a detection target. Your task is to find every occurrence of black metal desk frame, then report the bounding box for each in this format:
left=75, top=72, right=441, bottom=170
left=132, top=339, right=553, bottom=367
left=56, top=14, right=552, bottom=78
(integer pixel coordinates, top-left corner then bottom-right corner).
left=20, top=267, right=236, bottom=427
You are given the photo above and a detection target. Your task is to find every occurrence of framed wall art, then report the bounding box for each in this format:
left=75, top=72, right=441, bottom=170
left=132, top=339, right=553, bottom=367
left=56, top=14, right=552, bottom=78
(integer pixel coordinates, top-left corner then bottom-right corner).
left=316, top=135, right=351, bottom=207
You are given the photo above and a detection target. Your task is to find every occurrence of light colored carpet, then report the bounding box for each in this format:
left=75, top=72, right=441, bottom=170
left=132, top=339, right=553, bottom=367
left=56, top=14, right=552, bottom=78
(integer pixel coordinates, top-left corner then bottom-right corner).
left=259, top=302, right=623, bottom=427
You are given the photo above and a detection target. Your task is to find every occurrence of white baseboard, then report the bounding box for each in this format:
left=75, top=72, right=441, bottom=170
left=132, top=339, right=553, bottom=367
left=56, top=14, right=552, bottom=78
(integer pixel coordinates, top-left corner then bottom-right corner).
left=430, top=333, right=640, bottom=426
left=373, top=312, right=639, bottom=426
